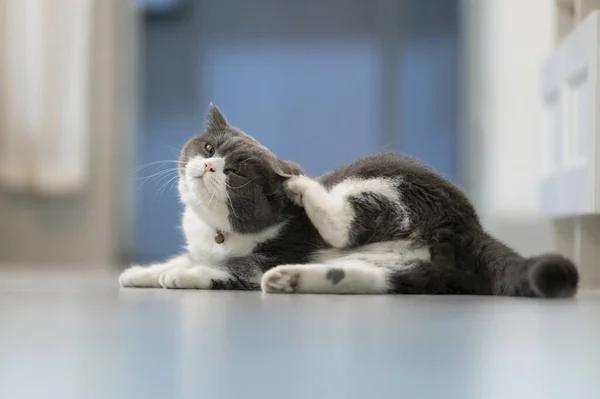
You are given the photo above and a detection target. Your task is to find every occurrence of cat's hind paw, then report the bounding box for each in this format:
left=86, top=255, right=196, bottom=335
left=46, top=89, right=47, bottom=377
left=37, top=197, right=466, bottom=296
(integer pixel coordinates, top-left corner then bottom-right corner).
left=261, top=266, right=300, bottom=294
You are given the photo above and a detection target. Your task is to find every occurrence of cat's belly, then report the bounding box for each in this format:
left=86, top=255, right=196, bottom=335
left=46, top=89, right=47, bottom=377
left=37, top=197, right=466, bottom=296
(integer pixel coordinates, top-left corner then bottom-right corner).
left=313, top=240, right=431, bottom=269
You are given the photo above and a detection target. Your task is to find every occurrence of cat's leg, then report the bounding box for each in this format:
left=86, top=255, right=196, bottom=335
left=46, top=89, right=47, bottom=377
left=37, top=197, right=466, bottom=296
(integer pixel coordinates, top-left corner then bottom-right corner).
left=158, top=266, right=237, bottom=289
left=285, top=175, right=402, bottom=248
left=262, top=243, right=452, bottom=295
left=120, top=254, right=265, bottom=290
left=261, top=261, right=390, bottom=294
left=285, top=176, right=351, bottom=248
left=261, top=259, right=452, bottom=295
left=158, top=254, right=267, bottom=290
left=119, top=254, right=192, bottom=288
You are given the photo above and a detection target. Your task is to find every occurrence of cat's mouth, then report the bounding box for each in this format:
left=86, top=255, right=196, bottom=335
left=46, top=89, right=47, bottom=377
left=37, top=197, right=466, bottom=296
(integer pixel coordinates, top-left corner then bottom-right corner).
left=187, top=171, right=210, bottom=189
left=193, top=177, right=206, bottom=189
left=188, top=174, right=222, bottom=202
left=190, top=175, right=208, bottom=192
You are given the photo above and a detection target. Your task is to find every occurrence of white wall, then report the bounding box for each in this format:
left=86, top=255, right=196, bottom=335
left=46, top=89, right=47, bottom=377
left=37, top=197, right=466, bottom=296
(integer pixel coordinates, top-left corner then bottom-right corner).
left=461, top=0, right=557, bottom=254
left=462, top=0, right=555, bottom=219
left=0, top=0, right=138, bottom=266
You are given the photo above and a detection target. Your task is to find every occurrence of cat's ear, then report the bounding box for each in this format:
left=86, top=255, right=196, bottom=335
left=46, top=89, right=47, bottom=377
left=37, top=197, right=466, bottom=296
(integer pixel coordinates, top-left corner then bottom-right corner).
left=206, top=102, right=229, bottom=130
left=280, top=160, right=304, bottom=176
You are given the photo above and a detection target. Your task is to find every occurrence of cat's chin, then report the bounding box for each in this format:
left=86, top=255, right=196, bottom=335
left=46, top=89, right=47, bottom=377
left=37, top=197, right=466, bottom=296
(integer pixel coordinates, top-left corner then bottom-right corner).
left=178, top=184, right=216, bottom=208
left=178, top=189, right=197, bottom=206
left=181, top=195, right=232, bottom=231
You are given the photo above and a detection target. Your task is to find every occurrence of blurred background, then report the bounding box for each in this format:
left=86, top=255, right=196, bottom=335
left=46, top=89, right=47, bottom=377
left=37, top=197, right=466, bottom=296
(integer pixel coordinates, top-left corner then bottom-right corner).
left=0, top=0, right=595, bottom=286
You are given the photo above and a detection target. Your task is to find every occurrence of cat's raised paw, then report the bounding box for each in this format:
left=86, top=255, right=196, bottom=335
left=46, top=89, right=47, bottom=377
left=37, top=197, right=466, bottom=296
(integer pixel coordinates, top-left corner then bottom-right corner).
left=119, top=266, right=162, bottom=288
left=284, top=176, right=317, bottom=206
left=261, top=266, right=300, bottom=293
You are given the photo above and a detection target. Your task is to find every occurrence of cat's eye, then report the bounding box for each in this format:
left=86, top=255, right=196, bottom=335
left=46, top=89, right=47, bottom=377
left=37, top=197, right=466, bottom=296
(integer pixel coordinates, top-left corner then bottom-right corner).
left=223, top=168, right=240, bottom=175
left=204, top=143, right=215, bottom=155
left=224, top=168, right=246, bottom=179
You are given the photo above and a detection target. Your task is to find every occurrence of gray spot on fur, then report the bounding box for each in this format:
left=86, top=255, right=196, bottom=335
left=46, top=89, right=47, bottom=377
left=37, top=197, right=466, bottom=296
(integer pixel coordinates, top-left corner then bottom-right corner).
left=326, top=268, right=345, bottom=285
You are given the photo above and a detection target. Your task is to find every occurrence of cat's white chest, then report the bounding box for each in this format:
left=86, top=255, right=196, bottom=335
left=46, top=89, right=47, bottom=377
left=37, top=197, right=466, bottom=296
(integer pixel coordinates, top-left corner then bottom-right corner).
left=181, top=206, right=284, bottom=264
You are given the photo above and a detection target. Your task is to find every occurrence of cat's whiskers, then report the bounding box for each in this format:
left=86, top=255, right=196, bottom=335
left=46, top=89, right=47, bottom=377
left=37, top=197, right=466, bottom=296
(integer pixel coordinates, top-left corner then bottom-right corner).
left=151, top=171, right=178, bottom=189
left=156, top=173, right=180, bottom=199
left=136, top=159, right=180, bottom=173
left=135, top=159, right=181, bottom=190
left=240, top=156, right=261, bottom=168
left=162, top=145, right=183, bottom=157
left=223, top=189, right=239, bottom=220
left=136, top=168, right=179, bottom=191
left=136, top=168, right=178, bottom=182
left=225, top=177, right=257, bottom=190
left=205, top=185, right=217, bottom=209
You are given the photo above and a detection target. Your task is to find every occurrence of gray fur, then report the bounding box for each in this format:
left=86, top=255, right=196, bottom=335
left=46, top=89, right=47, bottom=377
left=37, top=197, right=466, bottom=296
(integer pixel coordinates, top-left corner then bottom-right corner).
left=176, top=104, right=579, bottom=298
left=325, top=268, right=345, bottom=285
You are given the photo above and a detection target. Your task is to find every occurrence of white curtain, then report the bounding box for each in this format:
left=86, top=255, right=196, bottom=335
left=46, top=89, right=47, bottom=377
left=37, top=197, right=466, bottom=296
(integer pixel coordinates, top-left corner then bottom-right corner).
left=0, top=0, right=93, bottom=195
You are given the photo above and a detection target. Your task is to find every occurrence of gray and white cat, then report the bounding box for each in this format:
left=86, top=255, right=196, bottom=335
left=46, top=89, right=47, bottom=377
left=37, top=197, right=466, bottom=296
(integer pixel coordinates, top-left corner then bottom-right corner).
left=119, top=104, right=579, bottom=297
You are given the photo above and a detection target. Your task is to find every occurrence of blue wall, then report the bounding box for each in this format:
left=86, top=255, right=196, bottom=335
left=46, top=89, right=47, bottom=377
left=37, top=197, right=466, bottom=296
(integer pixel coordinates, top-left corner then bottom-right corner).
left=135, top=0, right=459, bottom=262
left=400, top=35, right=459, bottom=181
left=399, top=0, right=459, bottom=181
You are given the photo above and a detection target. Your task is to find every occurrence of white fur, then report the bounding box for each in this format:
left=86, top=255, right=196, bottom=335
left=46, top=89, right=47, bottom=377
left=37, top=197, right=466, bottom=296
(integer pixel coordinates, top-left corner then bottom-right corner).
left=262, top=262, right=390, bottom=294
left=179, top=155, right=232, bottom=232
left=182, top=207, right=285, bottom=265
left=315, top=240, right=430, bottom=268
left=159, top=266, right=232, bottom=289
left=285, top=176, right=405, bottom=248
left=119, top=255, right=192, bottom=288
left=261, top=240, right=430, bottom=294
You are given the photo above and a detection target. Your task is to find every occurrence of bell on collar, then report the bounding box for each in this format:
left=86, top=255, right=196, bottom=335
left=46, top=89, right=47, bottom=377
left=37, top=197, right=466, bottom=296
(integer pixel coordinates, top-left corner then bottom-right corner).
left=214, top=231, right=225, bottom=244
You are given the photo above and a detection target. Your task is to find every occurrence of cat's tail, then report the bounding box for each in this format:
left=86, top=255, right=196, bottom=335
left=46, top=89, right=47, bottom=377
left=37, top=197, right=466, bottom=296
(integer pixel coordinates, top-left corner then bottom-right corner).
left=476, top=233, right=579, bottom=298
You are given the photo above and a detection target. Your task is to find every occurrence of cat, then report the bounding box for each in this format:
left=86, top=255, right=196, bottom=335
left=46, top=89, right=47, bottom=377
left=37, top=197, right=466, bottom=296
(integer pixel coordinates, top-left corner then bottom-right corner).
left=119, top=103, right=579, bottom=298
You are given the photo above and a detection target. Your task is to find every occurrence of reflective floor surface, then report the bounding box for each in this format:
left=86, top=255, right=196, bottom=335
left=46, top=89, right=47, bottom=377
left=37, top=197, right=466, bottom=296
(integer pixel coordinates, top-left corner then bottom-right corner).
left=0, top=268, right=599, bottom=399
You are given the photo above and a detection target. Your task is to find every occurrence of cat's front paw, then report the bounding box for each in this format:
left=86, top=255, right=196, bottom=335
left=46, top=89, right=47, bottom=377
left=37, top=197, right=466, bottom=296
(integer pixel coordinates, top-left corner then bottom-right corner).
left=284, top=176, right=316, bottom=206
left=119, top=266, right=162, bottom=288
left=261, top=266, right=300, bottom=294
left=159, top=267, right=212, bottom=289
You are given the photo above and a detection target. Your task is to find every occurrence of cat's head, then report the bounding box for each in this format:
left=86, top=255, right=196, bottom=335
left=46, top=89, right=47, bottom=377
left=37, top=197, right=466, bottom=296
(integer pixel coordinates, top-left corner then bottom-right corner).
left=178, top=103, right=304, bottom=234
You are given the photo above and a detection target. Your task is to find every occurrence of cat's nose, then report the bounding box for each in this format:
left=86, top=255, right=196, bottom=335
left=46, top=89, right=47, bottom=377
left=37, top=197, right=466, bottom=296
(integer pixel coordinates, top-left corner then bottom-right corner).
left=204, top=162, right=216, bottom=173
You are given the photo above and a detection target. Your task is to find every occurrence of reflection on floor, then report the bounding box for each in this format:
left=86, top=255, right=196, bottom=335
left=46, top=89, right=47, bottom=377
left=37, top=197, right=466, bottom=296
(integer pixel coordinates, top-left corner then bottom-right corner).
left=0, top=268, right=599, bottom=399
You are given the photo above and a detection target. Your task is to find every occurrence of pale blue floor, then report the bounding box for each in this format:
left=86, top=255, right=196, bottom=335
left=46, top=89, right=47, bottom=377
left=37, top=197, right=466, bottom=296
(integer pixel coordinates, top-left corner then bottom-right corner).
left=0, top=269, right=599, bottom=399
